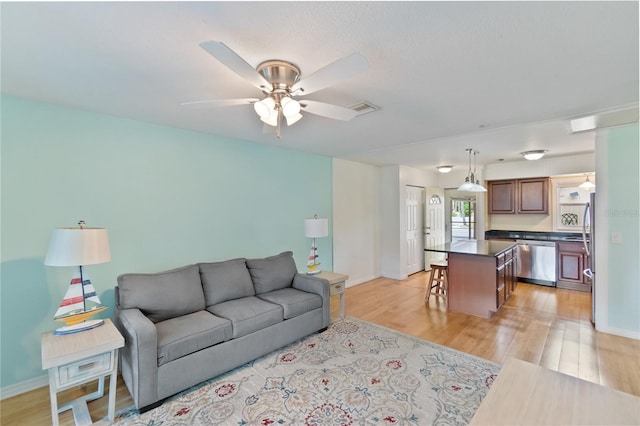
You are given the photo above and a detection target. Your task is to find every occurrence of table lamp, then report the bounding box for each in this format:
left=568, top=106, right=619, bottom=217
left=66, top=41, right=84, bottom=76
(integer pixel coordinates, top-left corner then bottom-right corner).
left=44, top=220, right=111, bottom=335
left=304, top=215, right=328, bottom=274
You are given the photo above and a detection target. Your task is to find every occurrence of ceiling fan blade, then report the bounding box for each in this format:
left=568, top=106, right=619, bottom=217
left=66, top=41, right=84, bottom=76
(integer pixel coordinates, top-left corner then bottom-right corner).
left=291, top=53, right=368, bottom=95
left=301, top=100, right=359, bottom=121
left=180, top=98, right=259, bottom=108
left=199, top=41, right=271, bottom=91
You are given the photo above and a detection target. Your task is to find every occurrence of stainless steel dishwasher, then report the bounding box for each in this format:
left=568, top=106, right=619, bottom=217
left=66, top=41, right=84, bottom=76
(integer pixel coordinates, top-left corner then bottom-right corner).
left=516, top=240, right=557, bottom=286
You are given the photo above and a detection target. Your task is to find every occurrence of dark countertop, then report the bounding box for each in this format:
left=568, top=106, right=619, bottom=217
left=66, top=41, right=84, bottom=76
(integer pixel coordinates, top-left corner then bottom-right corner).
left=485, top=230, right=588, bottom=242
left=425, top=239, right=517, bottom=257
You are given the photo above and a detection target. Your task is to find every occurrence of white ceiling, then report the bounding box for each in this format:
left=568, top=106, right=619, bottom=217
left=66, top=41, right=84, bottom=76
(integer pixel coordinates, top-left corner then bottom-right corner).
left=1, top=2, right=638, bottom=170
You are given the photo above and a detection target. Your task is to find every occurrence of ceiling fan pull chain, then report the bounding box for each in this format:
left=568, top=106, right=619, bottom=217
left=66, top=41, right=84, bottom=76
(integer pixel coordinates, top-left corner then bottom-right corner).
left=276, top=108, right=282, bottom=139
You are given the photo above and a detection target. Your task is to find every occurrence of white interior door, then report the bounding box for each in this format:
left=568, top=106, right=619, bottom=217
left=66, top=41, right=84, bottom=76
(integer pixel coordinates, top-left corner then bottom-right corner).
left=406, top=186, right=425, bottom=275
left=425, top=187, right=446, bottom=270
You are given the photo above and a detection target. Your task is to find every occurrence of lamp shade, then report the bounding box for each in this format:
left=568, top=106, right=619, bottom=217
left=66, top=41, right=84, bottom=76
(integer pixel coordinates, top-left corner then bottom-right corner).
left=254, top=97, right=275, bottom=119
left=281, top=97, right=301, bottom=117
left=304, top=217, right=328, bottom=238
left=44, top=227, right=111, bottom=266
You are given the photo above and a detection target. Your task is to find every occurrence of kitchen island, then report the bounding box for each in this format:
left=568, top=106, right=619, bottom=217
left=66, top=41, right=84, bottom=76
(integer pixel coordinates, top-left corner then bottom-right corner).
left=425, top=239, right=518, bottom=318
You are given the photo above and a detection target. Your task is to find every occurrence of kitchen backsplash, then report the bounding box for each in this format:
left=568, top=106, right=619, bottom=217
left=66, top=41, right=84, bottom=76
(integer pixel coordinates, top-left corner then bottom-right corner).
left=487, top=213, right=554, bottom=232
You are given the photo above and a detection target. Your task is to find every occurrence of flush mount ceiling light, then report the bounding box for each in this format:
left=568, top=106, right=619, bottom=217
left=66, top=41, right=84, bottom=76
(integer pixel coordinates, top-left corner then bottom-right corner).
left=521, top=150, right=548, bottom=161
left=458, top=149, right=487, bottom=192
left=181, top=41, right=369, bottom=138
left=578, top=174, right=596, bottom=189
left=436, top=165, right=454, bottom=173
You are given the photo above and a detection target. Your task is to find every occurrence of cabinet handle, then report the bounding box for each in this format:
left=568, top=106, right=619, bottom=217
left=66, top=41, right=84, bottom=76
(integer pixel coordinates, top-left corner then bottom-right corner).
left=78, top=362, right=96, bottom=372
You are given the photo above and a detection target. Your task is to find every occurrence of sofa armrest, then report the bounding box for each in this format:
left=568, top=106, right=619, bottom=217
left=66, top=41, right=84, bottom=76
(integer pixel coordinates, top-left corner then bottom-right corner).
left=293, top=273, right=330, bottom=327
left=115, top=307, right=159, bottom=409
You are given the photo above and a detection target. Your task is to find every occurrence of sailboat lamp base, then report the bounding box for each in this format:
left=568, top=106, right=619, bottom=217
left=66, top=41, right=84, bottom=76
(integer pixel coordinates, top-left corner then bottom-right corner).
left=54, top=319, right=105, bottom=335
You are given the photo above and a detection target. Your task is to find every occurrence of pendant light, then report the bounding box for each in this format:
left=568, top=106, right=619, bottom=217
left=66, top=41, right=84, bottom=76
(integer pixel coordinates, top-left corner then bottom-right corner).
left=578, top=174, right=596, bottom=189
left=458, top=149, right=487, bottom=192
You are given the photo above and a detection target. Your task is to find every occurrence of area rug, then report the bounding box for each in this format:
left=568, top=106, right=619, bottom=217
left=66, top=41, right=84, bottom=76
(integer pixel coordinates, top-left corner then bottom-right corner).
left=115, top=317, right=500, bottom=425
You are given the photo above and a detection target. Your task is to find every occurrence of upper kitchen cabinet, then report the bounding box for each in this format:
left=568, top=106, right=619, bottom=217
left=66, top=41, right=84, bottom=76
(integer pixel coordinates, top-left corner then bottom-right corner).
left=517, top=178, right=549, bottom=214
left=488, top=177, right=549, bottom=214
left=488, top=180, right=516, bottom=214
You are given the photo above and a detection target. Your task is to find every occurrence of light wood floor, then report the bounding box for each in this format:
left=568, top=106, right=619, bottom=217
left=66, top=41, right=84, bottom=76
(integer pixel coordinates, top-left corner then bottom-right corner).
left=2, top=272, right=639, bottom=425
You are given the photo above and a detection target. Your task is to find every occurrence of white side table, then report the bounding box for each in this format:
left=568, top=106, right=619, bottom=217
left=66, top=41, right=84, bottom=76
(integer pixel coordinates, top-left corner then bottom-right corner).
left=317, top=271, right=349, bottom=320
left=41, top=318, right=125, bottom=426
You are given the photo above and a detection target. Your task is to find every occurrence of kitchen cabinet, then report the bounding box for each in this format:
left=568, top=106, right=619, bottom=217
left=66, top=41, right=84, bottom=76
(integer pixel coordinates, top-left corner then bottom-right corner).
left=517, top=178, right=549, bottom=214
left=425, top=241, right=518, bottom=318
left=488, top=180, right=516, bottom=214
left=557, top=242, right=591, bottom=292
left=496, top=246, right=517, bottom=309
left=488, top=177, right=549, bottom=214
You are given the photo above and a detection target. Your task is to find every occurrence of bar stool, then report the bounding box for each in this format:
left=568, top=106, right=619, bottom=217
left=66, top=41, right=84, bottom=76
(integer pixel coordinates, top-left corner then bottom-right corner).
left=425, top=260, right=448, bottom=305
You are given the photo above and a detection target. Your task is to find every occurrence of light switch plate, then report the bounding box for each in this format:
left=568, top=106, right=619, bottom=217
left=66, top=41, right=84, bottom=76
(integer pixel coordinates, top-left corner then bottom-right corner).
left=611, top=232, right=623, bottom=244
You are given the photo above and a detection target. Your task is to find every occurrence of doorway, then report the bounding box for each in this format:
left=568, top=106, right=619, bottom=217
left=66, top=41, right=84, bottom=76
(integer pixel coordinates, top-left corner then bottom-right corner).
left=406, top=186, right=425, bottom=275
left=451, top=198, right=477, bottom=240
left=424, top=187, right=446, bottom=269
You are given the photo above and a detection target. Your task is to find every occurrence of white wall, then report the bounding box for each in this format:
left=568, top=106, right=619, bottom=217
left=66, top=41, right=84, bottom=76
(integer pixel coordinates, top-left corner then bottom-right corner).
left=379, top=165, right=402, bottom=279
left=484, top=153, right=595, bottom=180
left=336, top=162, right=438, bottom=282
left=332, top=159, right=380, bottom=286
left=384, top=165, right=438, bottom=279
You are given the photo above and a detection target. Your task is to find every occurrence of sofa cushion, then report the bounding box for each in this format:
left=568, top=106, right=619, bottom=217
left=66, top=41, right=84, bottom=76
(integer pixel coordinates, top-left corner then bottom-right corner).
left=208, top=296, right=283, bottom=338
left=156, top=310, right=232, bottom=366
left=117, top=264, right=205, bottom=323
left=246, top=251, right=297, bottom=295
left=257, top=288, right=323, bottom=320
left=199, top=258, right=255, bottom=307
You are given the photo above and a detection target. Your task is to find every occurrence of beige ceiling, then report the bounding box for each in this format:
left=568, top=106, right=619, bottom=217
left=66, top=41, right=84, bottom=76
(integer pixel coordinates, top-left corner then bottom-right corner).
left=1, top=2, right=638, bottom=170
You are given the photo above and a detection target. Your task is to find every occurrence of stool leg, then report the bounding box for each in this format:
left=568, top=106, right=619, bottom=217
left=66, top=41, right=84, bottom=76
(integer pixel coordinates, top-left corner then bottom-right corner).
left=426, top=267, right=436, bottom=303
left=442, top=268, right=448, bottom=308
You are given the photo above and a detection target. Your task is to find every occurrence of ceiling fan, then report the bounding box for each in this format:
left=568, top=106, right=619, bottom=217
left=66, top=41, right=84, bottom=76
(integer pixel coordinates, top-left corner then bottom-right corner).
left=181, top=41, right=369, bottom=138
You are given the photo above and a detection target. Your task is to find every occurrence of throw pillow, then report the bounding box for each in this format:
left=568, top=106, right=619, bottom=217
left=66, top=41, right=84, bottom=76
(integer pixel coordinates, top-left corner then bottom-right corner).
left=199, top=258, right=255, bottom=307
left=117, top=264, right=205, bottom=323
left=246, top=251, right=297, bottom=294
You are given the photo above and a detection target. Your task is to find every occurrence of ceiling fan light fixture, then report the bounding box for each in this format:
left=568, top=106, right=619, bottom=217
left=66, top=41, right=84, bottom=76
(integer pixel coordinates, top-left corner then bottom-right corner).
left=521, top=150, right=548, bottom=161
left=254, top=97, right=275, bottom=118
left=260, top=108, right=278, bottom=127
left=436, top=165, right=453, bottom=173
left=280, top=97, right=301, bottom=118
left=285, top=113, right=303, bottom=126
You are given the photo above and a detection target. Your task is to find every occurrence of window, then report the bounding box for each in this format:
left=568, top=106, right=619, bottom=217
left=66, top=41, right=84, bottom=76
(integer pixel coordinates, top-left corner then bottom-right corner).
left=451, top=198, right=476, bottom=240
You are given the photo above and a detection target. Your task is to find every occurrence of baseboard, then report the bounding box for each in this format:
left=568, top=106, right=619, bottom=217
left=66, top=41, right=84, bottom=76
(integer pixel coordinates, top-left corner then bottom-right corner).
left=0, top=374, right=49, bottom=400
left=345, top=274, right=378, bottom=287
left=595, top=324, right=640, bottom=340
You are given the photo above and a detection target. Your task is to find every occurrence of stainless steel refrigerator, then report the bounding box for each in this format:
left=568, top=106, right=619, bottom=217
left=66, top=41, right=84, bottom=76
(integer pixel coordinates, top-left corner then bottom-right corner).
left=582, top=192, right=596, bottom=323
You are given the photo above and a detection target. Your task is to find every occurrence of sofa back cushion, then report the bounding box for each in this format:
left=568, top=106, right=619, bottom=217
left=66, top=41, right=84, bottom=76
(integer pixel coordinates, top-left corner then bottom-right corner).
left=246, top=251, right=297, bottom=295
left=117, top=264, right=205, bottom=323
left=199, top=258, right=255, bottom=307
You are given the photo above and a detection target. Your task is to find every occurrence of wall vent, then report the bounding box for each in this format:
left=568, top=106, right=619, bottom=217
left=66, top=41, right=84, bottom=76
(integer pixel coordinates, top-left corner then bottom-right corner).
left=349, top=101, right=380, bottom=116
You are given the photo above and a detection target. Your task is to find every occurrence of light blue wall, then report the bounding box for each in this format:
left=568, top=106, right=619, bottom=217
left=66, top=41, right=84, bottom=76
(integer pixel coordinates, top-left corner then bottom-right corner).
left=606, top=124, right=640, bottom=332
left=0, top=96, right=333, bottom=388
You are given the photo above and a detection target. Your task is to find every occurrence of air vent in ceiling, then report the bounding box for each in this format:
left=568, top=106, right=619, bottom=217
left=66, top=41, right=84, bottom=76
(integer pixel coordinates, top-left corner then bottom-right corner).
left=349, top=101, right=380, bottom=116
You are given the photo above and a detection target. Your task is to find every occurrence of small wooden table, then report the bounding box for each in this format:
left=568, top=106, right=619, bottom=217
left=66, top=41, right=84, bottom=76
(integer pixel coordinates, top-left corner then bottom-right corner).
left=470, top=357, right=640, bottom=425
left=41, top=319, right=125, bottom=426
left=317, top=271, right=348, bottom=319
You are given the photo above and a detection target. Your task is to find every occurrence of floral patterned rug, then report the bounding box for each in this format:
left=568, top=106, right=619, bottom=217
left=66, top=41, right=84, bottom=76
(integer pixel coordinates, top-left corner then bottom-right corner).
left=115, top=317, right=500, bottom=425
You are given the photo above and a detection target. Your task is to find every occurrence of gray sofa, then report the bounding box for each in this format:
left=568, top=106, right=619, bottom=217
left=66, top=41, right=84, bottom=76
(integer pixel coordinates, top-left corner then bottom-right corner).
left=113, top=251, right=330, bottom=410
